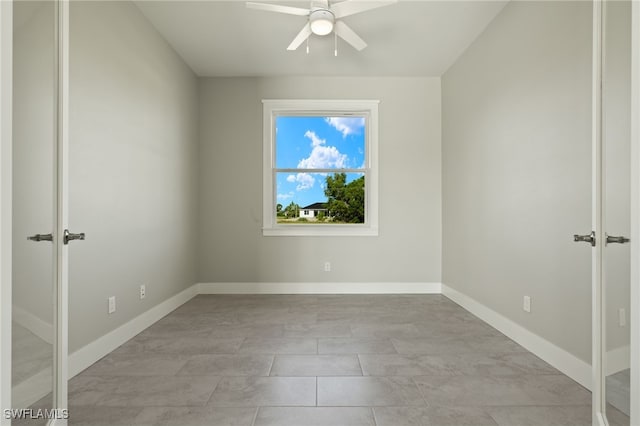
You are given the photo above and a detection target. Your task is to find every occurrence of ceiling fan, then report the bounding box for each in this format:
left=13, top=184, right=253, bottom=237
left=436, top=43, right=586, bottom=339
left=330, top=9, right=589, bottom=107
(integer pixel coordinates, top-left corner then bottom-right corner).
left=246, top=0, right=397, bottom=54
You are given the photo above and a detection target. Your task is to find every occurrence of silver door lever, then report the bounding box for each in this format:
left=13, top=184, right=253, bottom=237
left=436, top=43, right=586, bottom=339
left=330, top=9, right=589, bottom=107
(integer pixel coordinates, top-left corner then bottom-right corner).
left=63, top=229, right=85, bottom=245
left=606, top=234, right=630, bottom=245
left=574, top=231, right=596, bottom=247
left=27, top=233, right=53, bottom=242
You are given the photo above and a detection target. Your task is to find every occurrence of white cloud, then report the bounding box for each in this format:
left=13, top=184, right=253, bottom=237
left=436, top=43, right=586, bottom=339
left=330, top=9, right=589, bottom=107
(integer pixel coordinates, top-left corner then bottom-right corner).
left=298, top=131, right=347, bottom=169
left=325, top=117, right=365, bottom=138
left=288, top=172, right=315, bottom=191
left=277, top=191, right=294, bottom=200
left=304, top=130, right=326, bottom=147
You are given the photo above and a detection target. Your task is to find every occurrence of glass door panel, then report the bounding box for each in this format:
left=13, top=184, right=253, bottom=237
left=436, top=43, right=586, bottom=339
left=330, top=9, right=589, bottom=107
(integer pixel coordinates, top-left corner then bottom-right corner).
left=603, top=1, right=632, bottom=424
left=11, top=1, right=57, bottom=423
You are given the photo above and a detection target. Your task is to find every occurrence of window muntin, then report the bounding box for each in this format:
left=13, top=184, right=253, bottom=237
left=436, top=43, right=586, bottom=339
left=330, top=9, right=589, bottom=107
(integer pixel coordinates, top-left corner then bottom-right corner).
left=263, top=100, right=379, bottom=236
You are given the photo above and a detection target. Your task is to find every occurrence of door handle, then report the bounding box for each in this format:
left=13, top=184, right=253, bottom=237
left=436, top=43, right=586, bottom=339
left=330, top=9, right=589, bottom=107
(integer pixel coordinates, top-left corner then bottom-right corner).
left=27, top=233, right=53, bottom=242
left=63, top=229, right=85, bottom=245
left=606, top=234, right=630, bottom=245
left=574, top=231, right=596, bottom=247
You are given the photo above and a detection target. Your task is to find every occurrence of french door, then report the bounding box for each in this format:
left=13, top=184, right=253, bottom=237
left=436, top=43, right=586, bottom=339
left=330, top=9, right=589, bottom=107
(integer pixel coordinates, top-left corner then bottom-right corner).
left=591, top=0, right=638, bottom=425
left=9, top=0, right=69, bottom=424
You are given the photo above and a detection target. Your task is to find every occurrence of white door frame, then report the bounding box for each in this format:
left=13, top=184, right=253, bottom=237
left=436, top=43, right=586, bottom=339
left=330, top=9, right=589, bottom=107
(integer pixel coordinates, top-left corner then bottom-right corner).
left=629, top=1, right=639, bottom=423
left=53, top=1, right=70, bottom=422
left=0, top=1, right=14, bottom=425
left=592, top=0, right=640, bottom=425
left=0, top=1, right=69, bottom=424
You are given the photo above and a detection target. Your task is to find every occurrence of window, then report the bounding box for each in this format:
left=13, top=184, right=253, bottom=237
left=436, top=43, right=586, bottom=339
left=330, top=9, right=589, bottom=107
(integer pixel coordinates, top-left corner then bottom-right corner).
left=263, top=100, right=379, bottom=236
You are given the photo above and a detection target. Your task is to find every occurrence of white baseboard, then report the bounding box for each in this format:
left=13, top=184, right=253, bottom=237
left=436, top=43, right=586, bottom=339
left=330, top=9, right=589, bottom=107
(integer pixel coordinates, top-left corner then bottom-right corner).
left=12, top=305, right=53, bottom=345
left=441, top=284, right=592, bottom=391
left=12, top=366, right=51, bottom=409
left=198, top=282, right=442, bottom=294
left=68, top=284, right=198, bottom=378
left=606, top=345, right=630, bottom=376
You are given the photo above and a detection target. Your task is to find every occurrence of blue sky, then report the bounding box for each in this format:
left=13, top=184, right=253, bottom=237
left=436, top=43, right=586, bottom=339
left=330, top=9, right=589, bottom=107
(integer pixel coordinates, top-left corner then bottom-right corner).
left=275, top=116, right=365, bottom=208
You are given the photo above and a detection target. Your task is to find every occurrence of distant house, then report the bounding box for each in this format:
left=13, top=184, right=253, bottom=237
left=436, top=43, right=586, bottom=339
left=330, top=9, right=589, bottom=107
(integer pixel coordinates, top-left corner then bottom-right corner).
left=300, top=202, right=328, bottom=219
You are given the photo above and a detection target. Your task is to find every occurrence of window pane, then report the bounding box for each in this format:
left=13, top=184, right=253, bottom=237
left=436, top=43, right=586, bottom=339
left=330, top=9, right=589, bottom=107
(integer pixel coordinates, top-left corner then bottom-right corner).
left=276, top=172, right=365, bottom=224
left=275, top=116, right=366, bottom=170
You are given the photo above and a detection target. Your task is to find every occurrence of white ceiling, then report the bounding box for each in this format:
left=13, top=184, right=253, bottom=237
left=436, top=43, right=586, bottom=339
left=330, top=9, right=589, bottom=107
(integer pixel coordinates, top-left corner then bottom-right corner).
left=134, top=0, right=508, bottom=77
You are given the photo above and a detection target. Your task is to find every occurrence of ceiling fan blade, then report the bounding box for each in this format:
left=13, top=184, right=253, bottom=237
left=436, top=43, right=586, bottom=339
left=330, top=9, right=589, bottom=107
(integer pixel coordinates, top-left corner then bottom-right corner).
left=334, top=20, right=367, bottom=51
left=331, top=0, right=397, bottom=19
left=287, top=23, right=313, bottom=50
left=246, top=2, right=310, bottom=16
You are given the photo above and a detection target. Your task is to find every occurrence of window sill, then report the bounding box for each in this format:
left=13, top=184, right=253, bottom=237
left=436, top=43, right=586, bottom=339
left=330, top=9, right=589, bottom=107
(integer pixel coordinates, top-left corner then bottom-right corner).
left=263, top=225, right=379, bottom=237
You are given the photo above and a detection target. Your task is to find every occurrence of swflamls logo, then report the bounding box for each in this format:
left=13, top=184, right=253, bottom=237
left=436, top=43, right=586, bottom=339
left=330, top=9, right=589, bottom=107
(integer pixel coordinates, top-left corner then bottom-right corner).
left=3, top=408, right=69, bottom=420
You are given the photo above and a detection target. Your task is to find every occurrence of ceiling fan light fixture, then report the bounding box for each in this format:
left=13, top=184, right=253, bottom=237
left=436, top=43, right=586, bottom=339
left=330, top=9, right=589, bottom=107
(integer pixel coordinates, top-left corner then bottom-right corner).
left=309, top=9, right=335, bottom=36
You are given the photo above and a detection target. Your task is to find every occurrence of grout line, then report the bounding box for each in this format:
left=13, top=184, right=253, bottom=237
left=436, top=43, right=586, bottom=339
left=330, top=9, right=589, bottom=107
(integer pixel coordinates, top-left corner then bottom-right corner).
left=389, top=338, right=400, bottom=354
left=356, top=354, right=365, bottom=376
left=203, top=375, right=222, bottom=406
left=267, top=355, right=276, bottom=376
left=371, top=406, right=379, bottom=426
left=315, top=376, right=318, bottom=407
left=409, top=376, right=429, bottom=407
left=249, top=406, right=260, bottom=426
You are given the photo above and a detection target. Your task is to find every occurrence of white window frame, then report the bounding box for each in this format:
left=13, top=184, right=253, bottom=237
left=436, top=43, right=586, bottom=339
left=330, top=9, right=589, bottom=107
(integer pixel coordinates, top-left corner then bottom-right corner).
left=262, top=99, right=379, bottom=237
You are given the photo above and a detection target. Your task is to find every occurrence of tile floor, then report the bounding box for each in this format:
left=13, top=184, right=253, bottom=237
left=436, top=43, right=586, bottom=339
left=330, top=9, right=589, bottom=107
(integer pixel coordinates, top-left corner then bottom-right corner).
left=67, top=294, right=594, bottom=425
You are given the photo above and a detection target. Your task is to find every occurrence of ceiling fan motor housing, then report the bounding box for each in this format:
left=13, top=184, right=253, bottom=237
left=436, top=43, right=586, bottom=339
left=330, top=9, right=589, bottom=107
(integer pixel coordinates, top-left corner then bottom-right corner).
left=309, top=9, right=335, bottom=36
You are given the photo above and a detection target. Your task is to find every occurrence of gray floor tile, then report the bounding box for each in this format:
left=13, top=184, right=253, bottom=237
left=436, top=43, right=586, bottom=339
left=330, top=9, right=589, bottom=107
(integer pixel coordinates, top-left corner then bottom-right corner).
left=68, top=376, right=113, bottom=406
left=67, top=295, right=594, bottom=424
left=284, top=323, right=352, bottom=338
left=373, top=406, right=499, bottom=426
left=113, top=332, right=244, bottom=355
left=270, top=355, right=363, bottom=376
left=177, top=354, right=273, bottom=376
left=132, top=406, right=257, bottom=426
left=80, top=353, right=188, bottom=376
left=318, top=338, right=397, bottom=354
left=486, top=405, right=592, bottom=426
left=350, top=324, right=422, bottom=338
left=68, top=406, right=144, bottom=425
left=317, top=376, right=425, bottom=406
left=414, top=375, right=591, bottom=407
left=254, top=407, right=376, bottom=426
left=359, top=353, right=557, bottom=376
left=412, top=320, right=504, bottom=338
left=70, top=376, right=221, bottom=407
left=208, top=376, right=316, bottom=407
left=208, top=324, right=285, bottom=338
left=238, top=338, right=317, bottom=354
left=391, top=335, right=526, bottom=355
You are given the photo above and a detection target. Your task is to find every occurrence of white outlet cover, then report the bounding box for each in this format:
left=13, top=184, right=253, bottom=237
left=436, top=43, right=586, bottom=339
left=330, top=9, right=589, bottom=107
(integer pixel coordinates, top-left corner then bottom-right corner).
left=108, top=296, right=116, bottom=314
left=523, top=296, right=531, bottom=313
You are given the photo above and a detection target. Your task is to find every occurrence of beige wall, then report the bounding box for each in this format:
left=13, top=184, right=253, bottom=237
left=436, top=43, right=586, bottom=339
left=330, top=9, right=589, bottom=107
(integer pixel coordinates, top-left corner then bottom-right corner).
left=68, top=1, right=199, bottom=352
left=442, top=1, right=593, bottom=362
left=198, top=77, right=442, bottom=284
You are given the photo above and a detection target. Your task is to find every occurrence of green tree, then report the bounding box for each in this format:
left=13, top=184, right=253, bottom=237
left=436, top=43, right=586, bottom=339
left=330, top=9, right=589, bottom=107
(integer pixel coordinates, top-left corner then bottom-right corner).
left=324, top=173, right=365, bottom=223
left=276, top=203, right=284, bottom=217
left=283, top=201, right=300, bottom=218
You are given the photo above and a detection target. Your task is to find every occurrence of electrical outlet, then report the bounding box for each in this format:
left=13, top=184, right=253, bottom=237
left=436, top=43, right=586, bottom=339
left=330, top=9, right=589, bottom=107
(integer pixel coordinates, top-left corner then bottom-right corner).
left=619, top=308, right=626, bottom=326
left=108, top=296, right=116, bottom=314
left=140, top=284, right=146, bottom=300
left=324, top=261, right=331, bottom=272
left=523, top=296, right=531, bottom=313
